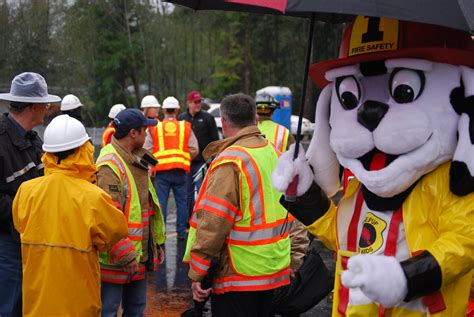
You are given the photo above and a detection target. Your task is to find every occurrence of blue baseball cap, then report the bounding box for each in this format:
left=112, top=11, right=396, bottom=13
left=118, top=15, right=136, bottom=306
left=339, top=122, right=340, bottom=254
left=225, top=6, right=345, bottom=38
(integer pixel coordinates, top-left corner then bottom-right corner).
left=113, top=108, right=157, bottom=132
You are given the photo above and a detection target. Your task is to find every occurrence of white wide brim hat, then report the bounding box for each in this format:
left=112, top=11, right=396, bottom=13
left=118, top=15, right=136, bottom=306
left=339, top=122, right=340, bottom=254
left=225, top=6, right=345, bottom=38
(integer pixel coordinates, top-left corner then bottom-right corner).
left=0, top=72, right=61, bottom=104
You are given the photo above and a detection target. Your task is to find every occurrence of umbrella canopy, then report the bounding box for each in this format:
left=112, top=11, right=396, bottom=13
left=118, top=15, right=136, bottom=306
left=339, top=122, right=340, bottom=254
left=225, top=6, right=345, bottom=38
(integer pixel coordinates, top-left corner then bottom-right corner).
left=167, top=0, right=474, bottom=33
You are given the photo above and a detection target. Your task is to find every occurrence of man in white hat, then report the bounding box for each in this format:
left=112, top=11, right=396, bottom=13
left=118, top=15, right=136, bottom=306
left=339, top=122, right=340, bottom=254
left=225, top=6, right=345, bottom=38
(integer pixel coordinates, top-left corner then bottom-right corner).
left=61, top=94, right=84, bottom=122
left=102, top=104, right=126, bottom=147
left=0, top=72, right=60, bottom=316
left=141, top=95, right=161, bottom=121
left=144, top=96, right=198, bottom=240
left=12, top=115, right=128, bottom=316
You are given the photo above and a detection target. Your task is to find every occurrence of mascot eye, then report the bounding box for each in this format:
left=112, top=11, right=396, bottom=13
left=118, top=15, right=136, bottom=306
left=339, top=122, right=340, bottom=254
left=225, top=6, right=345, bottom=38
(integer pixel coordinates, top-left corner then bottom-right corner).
left=336, top=76, right=361, bottom=110
left=390, top=69, right=425, bottom=103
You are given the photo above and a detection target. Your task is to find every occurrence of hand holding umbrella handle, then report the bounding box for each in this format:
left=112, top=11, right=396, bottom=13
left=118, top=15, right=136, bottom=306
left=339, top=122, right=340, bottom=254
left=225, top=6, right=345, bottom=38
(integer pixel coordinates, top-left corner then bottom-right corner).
left=285, top=175, right=299, bottom=202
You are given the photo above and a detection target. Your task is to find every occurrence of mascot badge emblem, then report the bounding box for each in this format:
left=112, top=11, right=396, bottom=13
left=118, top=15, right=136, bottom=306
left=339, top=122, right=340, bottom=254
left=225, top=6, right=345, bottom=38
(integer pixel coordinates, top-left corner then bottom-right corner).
left=274, top=16, right=474, bottom=316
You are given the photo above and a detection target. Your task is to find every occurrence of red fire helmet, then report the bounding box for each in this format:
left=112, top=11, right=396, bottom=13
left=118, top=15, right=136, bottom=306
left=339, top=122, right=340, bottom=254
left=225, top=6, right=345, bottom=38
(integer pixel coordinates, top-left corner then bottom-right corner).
left=310, top=16, right=474, bottom=88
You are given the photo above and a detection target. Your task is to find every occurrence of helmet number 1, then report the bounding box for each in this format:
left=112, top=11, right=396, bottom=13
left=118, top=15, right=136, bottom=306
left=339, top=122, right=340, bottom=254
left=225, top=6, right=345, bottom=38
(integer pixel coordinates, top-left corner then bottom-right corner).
left=362, top=17, right=384, bottom=43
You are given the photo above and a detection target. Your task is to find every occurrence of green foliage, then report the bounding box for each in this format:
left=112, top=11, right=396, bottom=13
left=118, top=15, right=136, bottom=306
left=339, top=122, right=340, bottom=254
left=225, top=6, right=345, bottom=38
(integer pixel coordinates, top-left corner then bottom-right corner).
left=0, top=1, right=344, bottom=126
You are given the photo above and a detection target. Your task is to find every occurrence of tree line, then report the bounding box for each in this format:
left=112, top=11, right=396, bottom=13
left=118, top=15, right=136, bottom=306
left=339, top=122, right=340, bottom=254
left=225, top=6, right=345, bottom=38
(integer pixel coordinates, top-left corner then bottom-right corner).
left=0, top=0, right=343, bottom=126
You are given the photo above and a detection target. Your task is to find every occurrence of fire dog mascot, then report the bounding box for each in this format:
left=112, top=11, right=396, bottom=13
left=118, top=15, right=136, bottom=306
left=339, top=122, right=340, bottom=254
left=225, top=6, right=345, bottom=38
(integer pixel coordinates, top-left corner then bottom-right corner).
left=273, top=16, right=474, bottom=316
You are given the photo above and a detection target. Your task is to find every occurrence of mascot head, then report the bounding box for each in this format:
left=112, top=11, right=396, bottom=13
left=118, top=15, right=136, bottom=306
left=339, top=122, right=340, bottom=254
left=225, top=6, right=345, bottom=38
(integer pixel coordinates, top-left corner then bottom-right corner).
left=307, top=16, right=474, bottom=198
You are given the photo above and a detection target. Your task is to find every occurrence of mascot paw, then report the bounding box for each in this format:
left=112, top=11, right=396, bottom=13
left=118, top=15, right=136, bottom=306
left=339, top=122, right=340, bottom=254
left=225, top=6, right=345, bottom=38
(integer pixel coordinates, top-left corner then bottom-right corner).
left=272, top=144, right=313, bottom=196
left=341, top=255, right=407, bottom=307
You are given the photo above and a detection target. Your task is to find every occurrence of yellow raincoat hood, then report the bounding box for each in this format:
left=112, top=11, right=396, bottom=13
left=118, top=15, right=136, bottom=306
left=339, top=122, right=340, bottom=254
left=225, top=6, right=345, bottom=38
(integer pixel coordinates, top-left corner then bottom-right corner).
left=42, top=141, right=97, bottom=183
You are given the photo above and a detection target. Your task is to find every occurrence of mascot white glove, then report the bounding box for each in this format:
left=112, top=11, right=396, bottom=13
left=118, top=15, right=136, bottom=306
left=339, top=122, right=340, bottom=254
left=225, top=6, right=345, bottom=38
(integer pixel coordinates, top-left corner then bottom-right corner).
left=341, top=255, right=408, bottom=307
left=272, top=143, right=314, bottom=196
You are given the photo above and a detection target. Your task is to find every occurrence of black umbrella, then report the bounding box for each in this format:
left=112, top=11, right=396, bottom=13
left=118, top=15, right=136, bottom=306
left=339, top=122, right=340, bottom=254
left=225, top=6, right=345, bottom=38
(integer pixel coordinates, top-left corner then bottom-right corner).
left=164, top=0, right=474, bottom=198
left=169, top=0, right=474, bottom=32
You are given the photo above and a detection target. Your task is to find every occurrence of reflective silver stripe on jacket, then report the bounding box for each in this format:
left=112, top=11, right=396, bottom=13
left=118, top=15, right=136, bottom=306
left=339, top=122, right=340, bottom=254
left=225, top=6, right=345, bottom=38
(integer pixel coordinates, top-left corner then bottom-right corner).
left=228, top=221, right=290, bottom=242
left=128, top=227, right=143, bottom=239
left=5, top=162, right=43, bottom=183
left=197, top=198, right=241, bottom=221
left=216, top=149, right=264, bottom=225
left=213, top=273, right=289, bottom=290
left=275, top=125, right=286, bottom=151
left=110, top=242, right=132, bottom=259
left=190, top=257, right=210, bottom=272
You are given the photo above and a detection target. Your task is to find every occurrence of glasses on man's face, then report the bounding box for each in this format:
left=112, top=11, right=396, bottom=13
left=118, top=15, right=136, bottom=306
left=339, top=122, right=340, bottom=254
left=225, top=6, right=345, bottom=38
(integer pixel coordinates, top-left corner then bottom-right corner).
left=192, top=100, right=202, bottom=104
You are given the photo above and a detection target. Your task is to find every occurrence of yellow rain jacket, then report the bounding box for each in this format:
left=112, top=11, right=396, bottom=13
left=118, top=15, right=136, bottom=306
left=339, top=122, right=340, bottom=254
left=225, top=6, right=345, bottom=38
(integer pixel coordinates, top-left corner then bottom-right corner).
left=12, top=142, right=129, bottom=317
left=307, top=162, right=474, bottom=316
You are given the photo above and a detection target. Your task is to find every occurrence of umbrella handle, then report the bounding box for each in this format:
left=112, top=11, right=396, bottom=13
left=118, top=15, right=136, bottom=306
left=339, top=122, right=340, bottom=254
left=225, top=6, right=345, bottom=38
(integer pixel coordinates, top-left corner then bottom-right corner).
left=285, top=175, right=299, bottom=202
left=286, top=15, right=313, bottom=203
left=293, top=13, right=316, bottom=159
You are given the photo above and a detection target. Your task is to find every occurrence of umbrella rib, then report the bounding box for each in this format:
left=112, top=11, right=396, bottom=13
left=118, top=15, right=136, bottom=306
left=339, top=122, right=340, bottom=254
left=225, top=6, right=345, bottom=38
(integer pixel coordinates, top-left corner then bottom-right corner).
left=458, top=0, right=474, bottom=34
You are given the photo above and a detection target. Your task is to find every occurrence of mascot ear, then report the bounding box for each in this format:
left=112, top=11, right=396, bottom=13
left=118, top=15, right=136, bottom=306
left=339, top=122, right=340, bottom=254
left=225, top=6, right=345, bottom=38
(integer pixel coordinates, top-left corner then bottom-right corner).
left=450, top=66, right=474, bottom=196
left=306, top=85, right=341, bottom=197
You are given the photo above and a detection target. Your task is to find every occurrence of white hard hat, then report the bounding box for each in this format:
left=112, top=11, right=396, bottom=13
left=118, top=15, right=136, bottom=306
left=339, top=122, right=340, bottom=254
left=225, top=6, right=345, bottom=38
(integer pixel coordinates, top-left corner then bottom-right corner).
left=162, top=96, right=180, bottom=109
left=108, top=104, right=126, bottom=119
left=141, top=95, right=161, bottom=108
left=60, top=94, right=83, bottom=111
left=42, top=115, right=90, bottom=152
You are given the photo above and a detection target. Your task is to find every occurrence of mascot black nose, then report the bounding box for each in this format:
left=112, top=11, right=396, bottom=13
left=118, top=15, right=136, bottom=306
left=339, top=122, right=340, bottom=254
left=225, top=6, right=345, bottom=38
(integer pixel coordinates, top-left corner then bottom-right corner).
left=357, top=100, right=389, bottom=132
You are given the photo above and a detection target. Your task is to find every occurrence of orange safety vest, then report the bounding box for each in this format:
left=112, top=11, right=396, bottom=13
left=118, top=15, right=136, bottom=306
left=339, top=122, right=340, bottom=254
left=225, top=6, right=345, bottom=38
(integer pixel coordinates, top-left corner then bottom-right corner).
left=149, top=119, right=192, bottom=173
left=102, top=123, right=115, bottom=147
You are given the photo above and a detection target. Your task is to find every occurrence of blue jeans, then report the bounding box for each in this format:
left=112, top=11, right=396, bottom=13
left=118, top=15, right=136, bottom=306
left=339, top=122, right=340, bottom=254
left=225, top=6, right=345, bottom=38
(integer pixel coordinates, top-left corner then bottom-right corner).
left=101, top=277, right=147, bottom=317
left=187, top=162, right=206, bottom=220
left=155, top=169, right=188, bottom=237
left=0, top=233, right=22, bottom=317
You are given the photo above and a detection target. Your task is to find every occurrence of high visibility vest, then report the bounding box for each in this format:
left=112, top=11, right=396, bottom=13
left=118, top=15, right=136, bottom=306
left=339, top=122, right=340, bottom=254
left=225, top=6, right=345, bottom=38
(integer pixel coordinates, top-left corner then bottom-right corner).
left=102, top=123, right=115, bottom=147
left=150, top=120, right=192, bottom=173
left=184, top=142, right=291, bottom=293
left=96, top=144, right=165, bottom=284
left=258, top=120, right=289, bottom=152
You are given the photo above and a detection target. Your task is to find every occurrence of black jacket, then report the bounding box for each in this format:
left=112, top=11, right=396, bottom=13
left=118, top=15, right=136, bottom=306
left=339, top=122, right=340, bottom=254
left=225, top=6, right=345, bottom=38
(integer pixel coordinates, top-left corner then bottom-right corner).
left=0, top=113, right=44, bottom=239
left=178, top=110, right=219, bottom=163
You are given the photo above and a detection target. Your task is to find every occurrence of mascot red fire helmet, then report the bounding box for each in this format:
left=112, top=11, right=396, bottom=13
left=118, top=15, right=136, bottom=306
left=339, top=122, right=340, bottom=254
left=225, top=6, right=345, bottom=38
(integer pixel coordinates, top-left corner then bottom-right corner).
left=310, top=16, right=474, bottom=87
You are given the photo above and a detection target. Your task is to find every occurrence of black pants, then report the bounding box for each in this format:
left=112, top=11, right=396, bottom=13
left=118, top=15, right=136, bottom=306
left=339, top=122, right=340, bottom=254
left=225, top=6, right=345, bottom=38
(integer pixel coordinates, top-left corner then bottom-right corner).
left=211, top=290, right=274, bottom=317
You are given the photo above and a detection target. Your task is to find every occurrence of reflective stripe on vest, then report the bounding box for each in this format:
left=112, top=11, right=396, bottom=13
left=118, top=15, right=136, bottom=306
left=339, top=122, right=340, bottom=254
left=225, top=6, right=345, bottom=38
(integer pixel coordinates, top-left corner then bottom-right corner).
left=227, top=218, right=292, bottom=245
left=152, top=120, right=191, bottom=172
left=273, top=124, right=288, bottom=152
left=258, top=120, right=289, bottom=152
left=100, top=265, right=146, bottom=284
left=190, top=253, right=211, bottom=275
left=213, top=268, right=291, bottom=294
left=195, top=194, right=242, bottom=223
left=102, top=125, right=115, bottom=147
